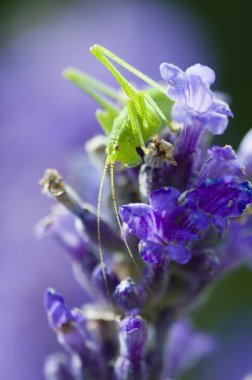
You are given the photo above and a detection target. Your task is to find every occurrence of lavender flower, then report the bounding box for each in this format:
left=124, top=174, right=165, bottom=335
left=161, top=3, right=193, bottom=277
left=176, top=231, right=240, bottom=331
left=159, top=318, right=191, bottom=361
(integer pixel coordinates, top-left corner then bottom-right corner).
left=38, top=54, right=252, bottom=380
left=160, top=63, right=233, bottom=135
left=3, top=3, right=209, bottom=378
left=119, top=187, right=206, bottom=265
left=120, top=148, right=252, bottom=266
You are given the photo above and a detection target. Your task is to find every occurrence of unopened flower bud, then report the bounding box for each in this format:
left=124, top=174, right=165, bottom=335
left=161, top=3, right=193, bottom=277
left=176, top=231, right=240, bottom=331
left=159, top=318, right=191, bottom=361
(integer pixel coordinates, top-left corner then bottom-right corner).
left=114, top=316, right=147, bottom=380
left=113, top=277, right=141, bottom=312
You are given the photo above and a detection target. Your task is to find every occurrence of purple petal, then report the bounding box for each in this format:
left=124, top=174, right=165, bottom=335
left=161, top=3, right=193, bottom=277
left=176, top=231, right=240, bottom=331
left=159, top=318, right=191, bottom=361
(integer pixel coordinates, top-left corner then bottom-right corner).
left=168, top=205, right=210, bottom=242
left=120, top=316, right=144, bottom=333
left=211, top=216, right=230, bottom=237
left=45, top=288, right=65, bottom=310
left=185, top=176, right=252, bottom=217
left=197, top=145, right=245, bottom=184
left=200, top=98, right=233, bottom=135
left=139, top=240, right=166, bottom=264
left=164, top=207, right=208, bottom=243
left=175, top=121, right=205, bottom=154
left=160, top=63, right=187, bottom=103
left=171, top=102, right=196, bottom=124
left=149, top=187, right=181, bottom=217
left=200, top=110, right=229, bottom=135
left=45, top=289, right=73, bottom=330
left=164, top=243, right=192, bottom=265
left=185, top=73, right=213, bottom=112
left=36, top=205, right=89, bottom=262
left=140, top=240, right=191, bottom=266
left=44, top=288, right=82, bottom=330
left=210, top=98, right=233, bottom=117
left=186, top=63, right=216, bottom=85
left=119, top=204, right=160, bottom=242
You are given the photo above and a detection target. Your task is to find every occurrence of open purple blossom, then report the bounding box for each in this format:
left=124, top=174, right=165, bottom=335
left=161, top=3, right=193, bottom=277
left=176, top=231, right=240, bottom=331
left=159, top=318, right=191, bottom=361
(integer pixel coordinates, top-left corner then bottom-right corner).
left=197, top=145, right=245, bottom=184
left=38, top=50, right=252, bottom=380
left=120, top=170, right=252, bottom=264
left=160, top=63, right=233, bottom=135
left=119, top=187, right=208, bottom=265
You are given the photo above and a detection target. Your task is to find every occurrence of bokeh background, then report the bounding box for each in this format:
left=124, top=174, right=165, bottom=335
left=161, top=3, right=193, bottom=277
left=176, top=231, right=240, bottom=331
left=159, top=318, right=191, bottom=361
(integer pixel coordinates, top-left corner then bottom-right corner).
left=0, top=0, right=251, bottom=379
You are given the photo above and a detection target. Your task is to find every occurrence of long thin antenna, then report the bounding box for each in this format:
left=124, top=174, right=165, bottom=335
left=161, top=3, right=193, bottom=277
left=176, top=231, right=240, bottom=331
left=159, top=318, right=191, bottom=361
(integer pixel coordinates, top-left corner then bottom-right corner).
left=97, top=157, right=111, bottom=296
left=109, top=160, right=141, bottom=272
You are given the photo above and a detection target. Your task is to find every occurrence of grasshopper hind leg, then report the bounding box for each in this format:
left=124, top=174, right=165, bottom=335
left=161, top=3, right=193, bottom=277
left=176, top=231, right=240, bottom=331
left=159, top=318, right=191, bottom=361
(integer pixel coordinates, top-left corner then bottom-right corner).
left=97, top=157, right=111, bottom=297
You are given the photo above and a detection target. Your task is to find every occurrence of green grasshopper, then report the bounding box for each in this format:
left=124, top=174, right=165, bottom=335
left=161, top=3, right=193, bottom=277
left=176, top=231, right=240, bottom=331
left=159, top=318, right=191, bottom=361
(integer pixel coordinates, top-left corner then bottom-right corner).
left=64, top=44, right=174, bottom=167
left=63, top=45, right=174, bottom=294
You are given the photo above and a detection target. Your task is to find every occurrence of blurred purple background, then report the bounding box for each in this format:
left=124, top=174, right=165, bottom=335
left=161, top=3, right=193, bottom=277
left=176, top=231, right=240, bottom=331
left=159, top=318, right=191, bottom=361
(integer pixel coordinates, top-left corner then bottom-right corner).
left=0, top=2, right=213, bottom=379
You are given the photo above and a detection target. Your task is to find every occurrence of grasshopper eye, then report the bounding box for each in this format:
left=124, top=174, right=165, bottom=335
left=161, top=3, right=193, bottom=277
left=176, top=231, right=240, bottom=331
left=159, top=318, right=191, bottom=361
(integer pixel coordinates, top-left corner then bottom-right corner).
left=113, top=143, right=120, bottom=150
